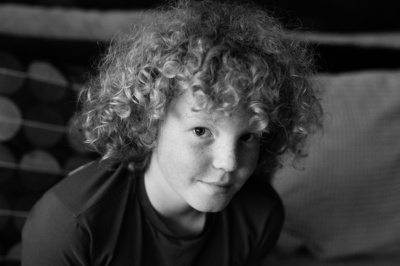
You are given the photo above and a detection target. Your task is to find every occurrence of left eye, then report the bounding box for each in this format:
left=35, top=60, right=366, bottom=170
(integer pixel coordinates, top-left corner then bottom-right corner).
left=240, top=133, right=259, bottom=143
left=193, top=127, right=212, bottom=137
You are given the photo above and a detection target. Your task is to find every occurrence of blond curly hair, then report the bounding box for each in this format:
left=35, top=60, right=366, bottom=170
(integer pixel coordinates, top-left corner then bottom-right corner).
left=76, top=0, right=322, bottom=174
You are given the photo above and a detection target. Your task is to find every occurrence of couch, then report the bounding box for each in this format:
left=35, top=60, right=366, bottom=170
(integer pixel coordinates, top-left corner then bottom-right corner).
left=266, top=70, right=400, bottom=265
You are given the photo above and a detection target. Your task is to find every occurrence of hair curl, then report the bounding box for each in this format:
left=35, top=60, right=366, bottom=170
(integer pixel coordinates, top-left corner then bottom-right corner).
left=75, top=0, right=323, bottom=174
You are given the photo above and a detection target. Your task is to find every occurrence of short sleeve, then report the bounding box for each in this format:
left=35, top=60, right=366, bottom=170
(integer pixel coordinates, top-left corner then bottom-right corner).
left=22, top=191, right=90, bottom=266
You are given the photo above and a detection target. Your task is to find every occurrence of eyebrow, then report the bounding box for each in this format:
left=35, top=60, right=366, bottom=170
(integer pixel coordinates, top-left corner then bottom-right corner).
left=186, top=108, right=216, bottom=124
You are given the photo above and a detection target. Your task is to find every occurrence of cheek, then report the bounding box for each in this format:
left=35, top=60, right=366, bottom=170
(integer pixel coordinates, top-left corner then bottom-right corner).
left=178, top=142, right=211, bottom=172
left=239, top=148, right=260, bottom=174
left=159, top=136, right=210, bottom=174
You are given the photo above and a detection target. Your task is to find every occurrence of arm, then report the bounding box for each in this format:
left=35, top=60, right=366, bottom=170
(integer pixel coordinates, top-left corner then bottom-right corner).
left=22, top=192, right=91, bottom=266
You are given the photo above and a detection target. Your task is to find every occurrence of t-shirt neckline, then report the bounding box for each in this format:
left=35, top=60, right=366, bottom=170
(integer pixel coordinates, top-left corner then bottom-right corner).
left=136, top=172, right=215, bottom=240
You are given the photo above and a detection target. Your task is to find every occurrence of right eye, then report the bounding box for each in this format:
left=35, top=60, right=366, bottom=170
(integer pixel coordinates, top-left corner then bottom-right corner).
left=193, top=127, right=212, bottom=138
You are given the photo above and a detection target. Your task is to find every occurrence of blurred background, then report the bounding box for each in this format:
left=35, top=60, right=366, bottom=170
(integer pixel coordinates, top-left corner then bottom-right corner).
left=0, top=0, right=399, bottom=265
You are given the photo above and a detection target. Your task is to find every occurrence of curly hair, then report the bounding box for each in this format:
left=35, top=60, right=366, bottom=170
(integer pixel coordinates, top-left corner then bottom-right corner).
left=75, top=0, right=323, bottom=174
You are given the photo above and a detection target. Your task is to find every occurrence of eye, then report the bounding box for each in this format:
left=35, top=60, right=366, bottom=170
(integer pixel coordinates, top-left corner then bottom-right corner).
left=240, top=133, right=259, bottom=143
left=193, top=127, right=212, bottom=138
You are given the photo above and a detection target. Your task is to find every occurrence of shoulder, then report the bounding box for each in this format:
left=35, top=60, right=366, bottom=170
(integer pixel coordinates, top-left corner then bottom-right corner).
left=22, top=161, right=138, bottom=264
left=224, top=175, right=284, bottom=263
left=227, top=174, right=284, bottom=244
left=50, top=160, right=135, bottom=217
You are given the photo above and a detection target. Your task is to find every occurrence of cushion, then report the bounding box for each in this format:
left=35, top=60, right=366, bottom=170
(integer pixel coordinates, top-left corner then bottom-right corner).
left=273, top=70, right=400, bottom=259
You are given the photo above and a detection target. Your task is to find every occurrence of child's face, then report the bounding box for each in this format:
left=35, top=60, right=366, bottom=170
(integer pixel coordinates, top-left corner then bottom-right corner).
left=145, top=90, right=261, bottom=213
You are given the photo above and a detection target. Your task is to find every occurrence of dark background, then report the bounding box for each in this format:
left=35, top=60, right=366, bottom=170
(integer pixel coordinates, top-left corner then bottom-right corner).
left=1, top=0, right=400, bottom=72
left=1, top=0, right=400, bottom=32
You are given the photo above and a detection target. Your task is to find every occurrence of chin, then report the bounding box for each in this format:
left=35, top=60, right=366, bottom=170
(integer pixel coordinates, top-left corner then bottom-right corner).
left=190, top=198, right=232, bottom=213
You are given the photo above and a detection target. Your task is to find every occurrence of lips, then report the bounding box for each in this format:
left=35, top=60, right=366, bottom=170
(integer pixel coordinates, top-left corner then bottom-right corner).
left=199, top=180, right=235, bottom=194
left=203, top=181, right=233, bottom=187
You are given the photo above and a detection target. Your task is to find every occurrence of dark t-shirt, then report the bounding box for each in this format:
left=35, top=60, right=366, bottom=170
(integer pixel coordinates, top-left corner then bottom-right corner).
left=22, top=161, right=284, bottom=266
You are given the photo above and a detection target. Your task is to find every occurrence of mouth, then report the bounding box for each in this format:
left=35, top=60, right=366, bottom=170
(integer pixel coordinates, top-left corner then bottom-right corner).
left=199, top=180, right=235, bottom=194
left=204, top=181, right=233, bottom=187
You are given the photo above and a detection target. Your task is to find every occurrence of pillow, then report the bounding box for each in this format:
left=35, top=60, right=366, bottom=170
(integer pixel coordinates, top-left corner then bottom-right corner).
left=273, top=70, right=400, bottom=259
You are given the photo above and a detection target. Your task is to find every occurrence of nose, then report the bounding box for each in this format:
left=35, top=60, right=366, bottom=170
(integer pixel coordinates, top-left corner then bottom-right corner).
left=212, top=142, right=238, bottom=172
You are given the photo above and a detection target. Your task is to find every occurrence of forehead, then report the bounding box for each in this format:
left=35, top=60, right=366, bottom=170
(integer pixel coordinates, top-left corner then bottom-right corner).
left=168, top=90, right=253, bottom=127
